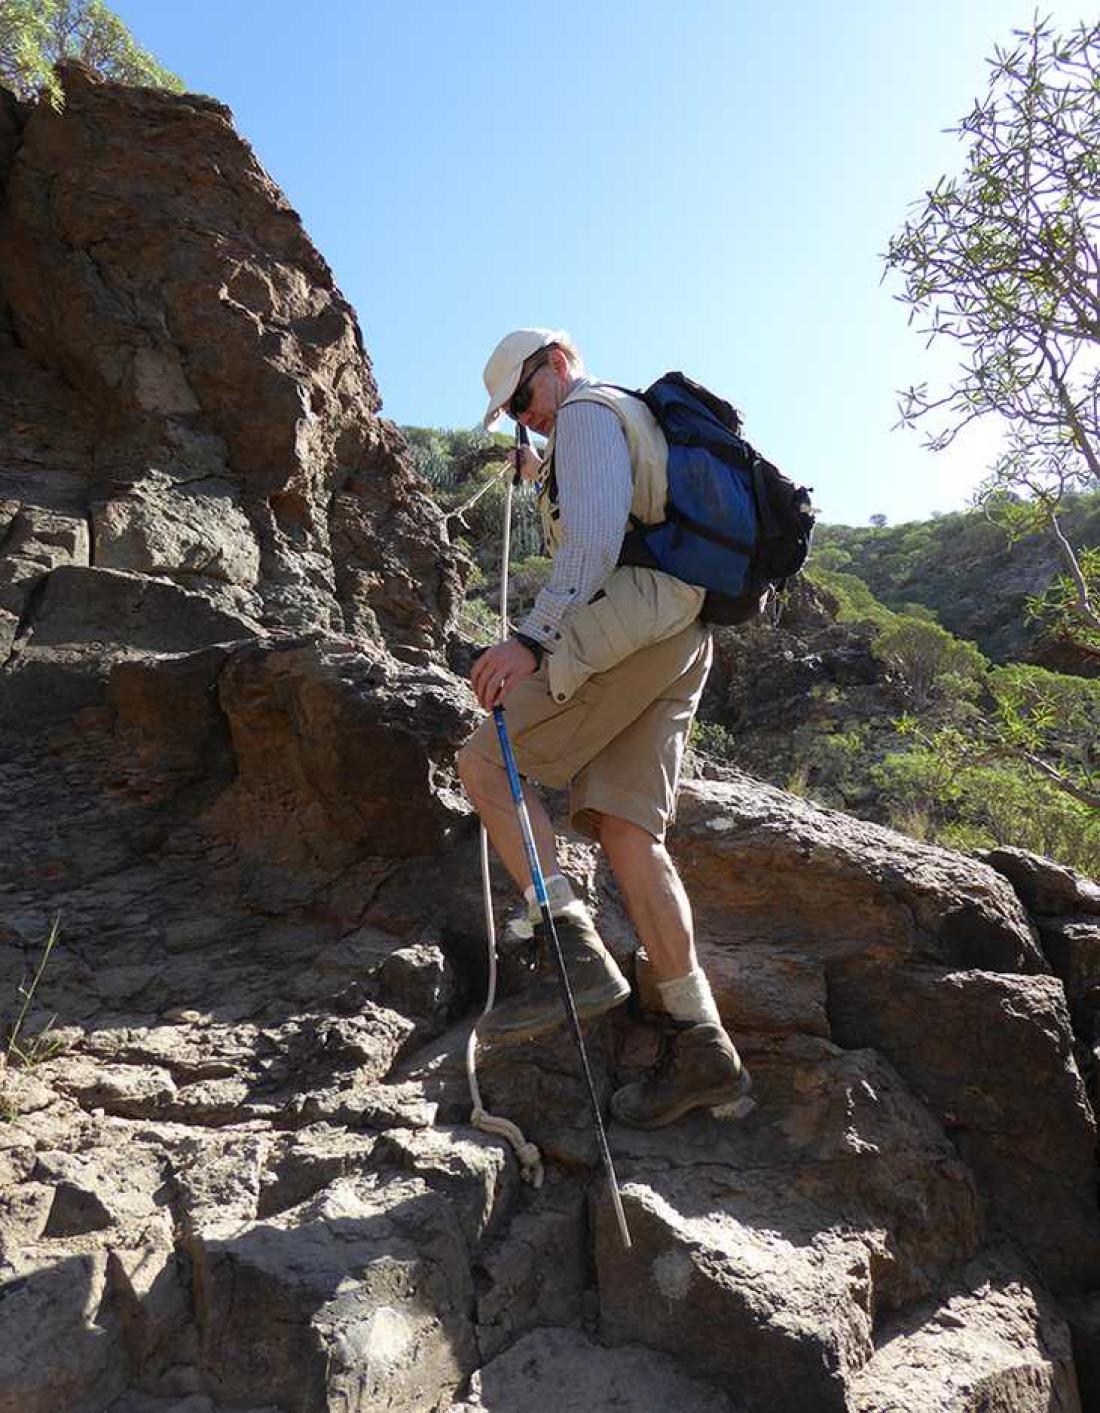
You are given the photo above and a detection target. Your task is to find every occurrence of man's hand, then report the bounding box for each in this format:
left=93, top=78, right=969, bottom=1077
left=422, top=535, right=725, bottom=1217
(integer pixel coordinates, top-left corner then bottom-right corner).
left=470, top=638, right=538, bottom=710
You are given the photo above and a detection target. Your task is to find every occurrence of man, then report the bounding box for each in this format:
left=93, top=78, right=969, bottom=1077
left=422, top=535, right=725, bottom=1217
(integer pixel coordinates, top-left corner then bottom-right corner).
left=456, top=328, right=753, bottom=1129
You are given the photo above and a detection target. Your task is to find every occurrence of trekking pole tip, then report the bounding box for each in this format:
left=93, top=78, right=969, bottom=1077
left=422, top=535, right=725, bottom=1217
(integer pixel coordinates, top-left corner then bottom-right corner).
left=610, top=1181, right=632, bottom=1250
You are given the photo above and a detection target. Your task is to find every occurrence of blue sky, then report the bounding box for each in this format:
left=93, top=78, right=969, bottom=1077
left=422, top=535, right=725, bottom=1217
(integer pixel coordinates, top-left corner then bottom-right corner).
left=111, top=1, right=1092, bottom=526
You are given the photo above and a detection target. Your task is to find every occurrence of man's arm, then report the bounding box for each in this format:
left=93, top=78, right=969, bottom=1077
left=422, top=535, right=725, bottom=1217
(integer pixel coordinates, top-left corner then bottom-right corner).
left=516, top=400, right=633, bottom=652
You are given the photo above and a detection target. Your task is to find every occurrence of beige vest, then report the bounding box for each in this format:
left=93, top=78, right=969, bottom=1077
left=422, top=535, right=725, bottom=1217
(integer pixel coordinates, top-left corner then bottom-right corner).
left=536, top=380, right=670, bottom=552
left=535, top=380, right=707, bottom=702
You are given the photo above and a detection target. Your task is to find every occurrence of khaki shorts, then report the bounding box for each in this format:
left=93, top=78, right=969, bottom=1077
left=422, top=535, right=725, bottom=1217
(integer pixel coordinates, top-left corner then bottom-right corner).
left=462, top=621, right=712, bottom=842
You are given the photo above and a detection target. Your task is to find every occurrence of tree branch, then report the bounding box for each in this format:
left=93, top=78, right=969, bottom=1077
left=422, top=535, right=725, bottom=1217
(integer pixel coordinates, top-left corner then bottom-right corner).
left=1022, top=751, right=1100, bottom=808
left=1040, top=338, right=1100, bottom=479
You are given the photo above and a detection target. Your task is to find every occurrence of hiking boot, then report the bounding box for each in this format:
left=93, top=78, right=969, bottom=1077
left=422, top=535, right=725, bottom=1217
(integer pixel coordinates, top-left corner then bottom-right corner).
left=610, top=1021, right=755, bottom=1129
left=478, top=900, right=630, bottom=1041
left=493, top=903, right=544, bottom=998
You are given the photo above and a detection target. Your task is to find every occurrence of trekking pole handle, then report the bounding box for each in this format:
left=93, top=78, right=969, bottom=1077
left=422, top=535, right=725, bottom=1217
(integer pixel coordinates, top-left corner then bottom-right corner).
left=513, top=423, right=530, bottom=487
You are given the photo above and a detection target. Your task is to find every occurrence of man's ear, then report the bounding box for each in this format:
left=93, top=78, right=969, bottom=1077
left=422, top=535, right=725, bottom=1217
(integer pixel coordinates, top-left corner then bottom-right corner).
left=548, top=345, right=571, bottom=378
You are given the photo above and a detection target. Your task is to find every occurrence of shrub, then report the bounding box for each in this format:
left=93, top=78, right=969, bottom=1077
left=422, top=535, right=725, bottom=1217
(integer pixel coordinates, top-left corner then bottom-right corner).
left=873, top=616, right=988, bottom=709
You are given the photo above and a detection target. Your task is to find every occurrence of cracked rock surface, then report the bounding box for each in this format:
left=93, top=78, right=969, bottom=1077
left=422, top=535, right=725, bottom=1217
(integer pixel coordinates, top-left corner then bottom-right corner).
left=1, top=64, right=1098, bottom=1413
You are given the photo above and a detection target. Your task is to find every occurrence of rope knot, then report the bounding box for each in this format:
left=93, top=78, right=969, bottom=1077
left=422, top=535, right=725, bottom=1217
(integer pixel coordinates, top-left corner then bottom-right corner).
left=515, top=1141, right=545, bottom=1187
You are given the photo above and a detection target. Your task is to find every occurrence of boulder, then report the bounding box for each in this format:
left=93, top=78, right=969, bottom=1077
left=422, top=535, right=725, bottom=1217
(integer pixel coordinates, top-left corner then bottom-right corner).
left=673, top=775, right=1041, bottom=972
left=0, top=502, right=91, bottom=658
left=594, top=1039, right=983, bottom=1413
left=829, top=964, right=1100, bottom=1292
left=0, top=563, right=264, bottom=725
left=473, top=1176, right=589, bottom=1361
left=1038, top=915, right=1100, bottom=1040
left=979, top=846, right=1100, bottom=919
left=0, top=1252, right=131, bottom=1413
left=192, top=1176, right=477, bottom=1411
left=207, top=636, right=475, bottom=866
left=451, top=1327, right=740, bottom=1412
left=0, top=1119, right=191, bottom=1413
left=22, top=565, right=261, bottom=657
left=636, top=941, right=829, bottom=1038
left=92, top=474, right=262, bottom=594
left=669, top=777, right=1100, bottom=1293
left=849, top=1252, right=1081, bottom=1413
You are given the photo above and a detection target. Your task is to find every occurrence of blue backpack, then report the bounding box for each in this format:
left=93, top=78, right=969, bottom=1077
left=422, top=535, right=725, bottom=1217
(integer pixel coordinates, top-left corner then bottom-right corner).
left=617, top=372, right=815, bottom=625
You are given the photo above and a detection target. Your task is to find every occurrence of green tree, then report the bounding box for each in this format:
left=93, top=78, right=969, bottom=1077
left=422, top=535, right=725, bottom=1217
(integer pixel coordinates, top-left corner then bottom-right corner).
left=0, top=0, right=182, bottom=104
left=874, top=615, right=988, bottom=709
left=402, top=423, right=542, bottom=561
left=986, top=661, right=1100, bottom=807
left=875, top=744, right=1099, bottom=874
left=1027, top=543, right=1100, bottom=658
left=402, top=423, right=545, bottom=640
left=807, top=566, right=899, bottom=631
left=808, top=542, right=852, bottom=572
left=885, top=16, right=1100, bottom=654
left=887, top=661, right=1100, bottom=817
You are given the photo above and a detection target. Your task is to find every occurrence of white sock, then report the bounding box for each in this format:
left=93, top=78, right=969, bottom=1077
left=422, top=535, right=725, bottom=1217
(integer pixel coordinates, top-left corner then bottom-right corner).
left=524, top=873, right=575, bottom=918
left=658, top=967, right=722, bottom=1028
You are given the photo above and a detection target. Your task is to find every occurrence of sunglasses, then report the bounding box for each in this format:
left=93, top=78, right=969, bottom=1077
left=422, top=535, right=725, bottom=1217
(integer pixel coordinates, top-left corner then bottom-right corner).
left=507, top=351, right=552, bottom=420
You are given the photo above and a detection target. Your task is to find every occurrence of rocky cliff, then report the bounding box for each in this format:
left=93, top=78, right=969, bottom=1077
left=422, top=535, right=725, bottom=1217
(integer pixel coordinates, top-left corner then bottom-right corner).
left=3, top=66, right=1100, bottom=1413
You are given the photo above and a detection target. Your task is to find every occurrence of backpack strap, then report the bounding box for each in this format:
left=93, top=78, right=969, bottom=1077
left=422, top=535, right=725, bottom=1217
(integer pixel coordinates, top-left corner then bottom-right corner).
left=617, top=520, right=659, bottom=570
left=664, top=503, right=755, bottom=557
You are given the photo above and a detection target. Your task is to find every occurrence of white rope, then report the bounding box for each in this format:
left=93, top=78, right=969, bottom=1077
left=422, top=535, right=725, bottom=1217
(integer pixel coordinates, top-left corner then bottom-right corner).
left=465, top=462, right=545, bottom=1187
left=449, top=461, right=511, bottom=519
left=499, top=473, right=513, bottom=622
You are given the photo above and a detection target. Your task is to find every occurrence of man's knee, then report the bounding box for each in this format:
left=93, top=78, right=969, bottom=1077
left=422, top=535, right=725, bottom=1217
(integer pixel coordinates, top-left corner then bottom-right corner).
left=594, top=812, right=658, bottom=854
left=456, top=742, right=482, bottom=787
left=457, top=742, right=500, bottom=798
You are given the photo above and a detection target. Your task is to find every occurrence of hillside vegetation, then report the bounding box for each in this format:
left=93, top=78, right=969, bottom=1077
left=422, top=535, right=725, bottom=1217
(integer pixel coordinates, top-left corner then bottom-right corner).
left=814, top=492, right=1100, bottom=665
left=706, top=568, right=1100, bottom=875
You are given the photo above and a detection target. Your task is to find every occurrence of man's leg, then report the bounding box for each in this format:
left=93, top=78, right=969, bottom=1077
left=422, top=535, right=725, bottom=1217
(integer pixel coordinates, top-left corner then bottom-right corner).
left=456, top=742, right=629, bottom=1039
left=594, top=814, right=699, bottom=983
left=456, top=742, right=559, bottom=895
left=457, top=624, right=713, bottom=1041
left=596, top=812, right=753, bottom=1127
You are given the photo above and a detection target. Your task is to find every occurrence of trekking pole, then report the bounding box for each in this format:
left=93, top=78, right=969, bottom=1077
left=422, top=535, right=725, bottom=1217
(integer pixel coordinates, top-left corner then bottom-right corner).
left=490, top=702, right=632, bottom=1250
left=512, top=421, right=529, bottom=485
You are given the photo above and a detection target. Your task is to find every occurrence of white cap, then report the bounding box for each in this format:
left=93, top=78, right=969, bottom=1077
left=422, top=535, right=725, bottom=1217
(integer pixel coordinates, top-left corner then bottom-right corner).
left=481, top=327, right=568, bottom=429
